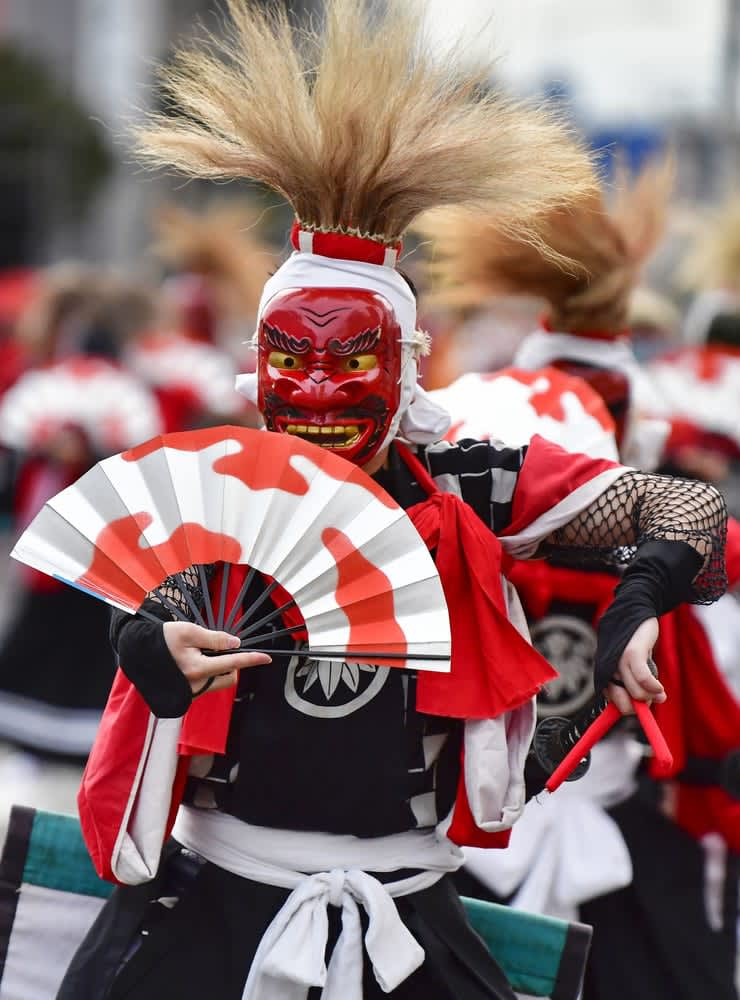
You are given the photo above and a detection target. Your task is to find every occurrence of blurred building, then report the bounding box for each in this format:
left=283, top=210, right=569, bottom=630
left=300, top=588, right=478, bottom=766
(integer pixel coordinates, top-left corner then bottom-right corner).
left=0, top=0, right=319, bottom=271
left=427, top=0, right=740, bottom=201
left=1, top=0, right=740, bottom=269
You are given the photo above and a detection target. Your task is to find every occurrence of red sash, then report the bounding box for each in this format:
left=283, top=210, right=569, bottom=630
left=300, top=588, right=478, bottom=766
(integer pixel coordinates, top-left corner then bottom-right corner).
left=396, top=444, right=556, bottom=719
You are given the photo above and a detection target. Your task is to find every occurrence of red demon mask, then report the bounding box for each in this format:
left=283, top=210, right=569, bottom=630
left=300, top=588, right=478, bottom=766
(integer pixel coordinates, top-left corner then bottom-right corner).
left=257, top=287, right=403, bottom=465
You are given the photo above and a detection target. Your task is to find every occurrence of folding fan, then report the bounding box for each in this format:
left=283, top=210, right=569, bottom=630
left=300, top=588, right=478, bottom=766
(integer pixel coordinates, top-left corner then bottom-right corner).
left=429, top=366, right=619, bottom=460
left=11, top=426, right=451, bottom=672
left=0, top=358, right=162, bottom=455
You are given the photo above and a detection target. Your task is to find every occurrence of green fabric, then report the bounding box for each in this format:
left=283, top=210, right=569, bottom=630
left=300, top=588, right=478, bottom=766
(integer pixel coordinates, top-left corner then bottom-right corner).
left=24, top=811, right=114, bottom=900
left=22, top=812, right=579, bottom=996
left=461, top=895, right=569, bottom=997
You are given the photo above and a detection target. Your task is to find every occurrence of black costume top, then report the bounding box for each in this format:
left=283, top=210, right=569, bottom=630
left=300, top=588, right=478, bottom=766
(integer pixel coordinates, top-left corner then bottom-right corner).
left=112, top=439, right=529, bottom=837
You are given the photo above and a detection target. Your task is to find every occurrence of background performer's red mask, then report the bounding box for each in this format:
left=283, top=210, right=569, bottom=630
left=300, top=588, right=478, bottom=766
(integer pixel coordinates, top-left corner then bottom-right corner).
left=257, top=287, right=403, bottom=465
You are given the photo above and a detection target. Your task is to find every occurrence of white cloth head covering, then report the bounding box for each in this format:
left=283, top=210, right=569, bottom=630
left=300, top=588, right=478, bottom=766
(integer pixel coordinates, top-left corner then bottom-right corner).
left=513, top=328, right=641, bottom=383
left=682, top=288, right=740, bottom=346
left=513, top=328, right=669, bottom=471
left=237, top=251, right=450, bottom=446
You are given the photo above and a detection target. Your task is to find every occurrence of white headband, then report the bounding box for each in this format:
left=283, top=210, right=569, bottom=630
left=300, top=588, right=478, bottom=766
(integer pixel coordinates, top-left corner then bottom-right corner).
left=514, top=328, right=641, bottom=383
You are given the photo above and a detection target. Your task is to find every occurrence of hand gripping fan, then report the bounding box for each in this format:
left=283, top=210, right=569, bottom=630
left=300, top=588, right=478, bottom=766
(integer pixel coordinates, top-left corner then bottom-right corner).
left=430, top=366, right=619, bottom=460
left=10, top=426, right=451, bottom=672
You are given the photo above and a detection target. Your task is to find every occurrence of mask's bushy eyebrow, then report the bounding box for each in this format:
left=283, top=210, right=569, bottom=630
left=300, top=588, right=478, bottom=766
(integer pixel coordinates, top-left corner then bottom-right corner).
left=263, top=322, right=311, bottom=354
left=327, top=328, right=381, bottom=356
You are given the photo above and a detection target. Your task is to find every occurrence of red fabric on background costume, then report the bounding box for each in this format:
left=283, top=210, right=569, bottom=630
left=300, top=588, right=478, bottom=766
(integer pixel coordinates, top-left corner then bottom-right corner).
left=508, top=518, right=740, bottom=852
left=650, top=517, right=740, bottom=850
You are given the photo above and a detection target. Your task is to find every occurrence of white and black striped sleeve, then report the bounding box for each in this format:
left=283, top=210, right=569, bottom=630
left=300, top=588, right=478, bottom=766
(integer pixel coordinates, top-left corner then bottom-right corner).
left=420, top=438, right=529, bottom=535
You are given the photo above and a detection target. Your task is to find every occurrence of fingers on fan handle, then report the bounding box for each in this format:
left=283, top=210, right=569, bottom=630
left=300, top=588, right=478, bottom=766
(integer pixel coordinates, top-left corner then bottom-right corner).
left=191, top=627, right=243, bottom=652
left=201, top=650, right=272, bottom=674
left=163, top=622, right=236, bottom=657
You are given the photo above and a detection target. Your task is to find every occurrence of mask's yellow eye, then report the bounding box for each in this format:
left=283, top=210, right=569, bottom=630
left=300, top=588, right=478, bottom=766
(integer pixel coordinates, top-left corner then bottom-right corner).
left=267, top=351, right=304, bottom=371
left=342, top=354, right=378, bottom=373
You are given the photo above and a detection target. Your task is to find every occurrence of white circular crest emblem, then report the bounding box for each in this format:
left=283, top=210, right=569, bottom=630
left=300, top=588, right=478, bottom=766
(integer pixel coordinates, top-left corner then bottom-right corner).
left=284, top=650, right=390, bottom=718
left=530, top=614, right=596, bottom=717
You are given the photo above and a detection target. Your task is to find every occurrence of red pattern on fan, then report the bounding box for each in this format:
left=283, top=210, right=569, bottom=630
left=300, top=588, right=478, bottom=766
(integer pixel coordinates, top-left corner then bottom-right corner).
left=123, top=426, right=398, bottom=508
left=80, top=515, right=242, bottom=607
left=122, top=426, right=238, bottom=462
left=322, top=527, right=407, bottom=662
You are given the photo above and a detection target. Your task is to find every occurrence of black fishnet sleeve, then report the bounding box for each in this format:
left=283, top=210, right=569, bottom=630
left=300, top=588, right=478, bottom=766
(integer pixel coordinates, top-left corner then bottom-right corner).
left=109, top=565, right=216, bottom=718
left=110, top=565, right=214, bottom=651
left=542, top=470, right=727, bottom=604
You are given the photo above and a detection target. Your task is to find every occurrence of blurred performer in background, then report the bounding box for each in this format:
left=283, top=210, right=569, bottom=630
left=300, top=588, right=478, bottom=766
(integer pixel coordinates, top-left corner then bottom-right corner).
left=151, top=200, right=273, bottom=352
left=0, top=266, right=162, bottom=760
left=645, top=197, right=740, bottom=513
left=0, top=269, right=36, bottom=400
left=53, top=3, right=728, bottom=998
left=427, top=157, right=739, bottom=1000
left=122, top=201, right=278, bottom=431
left=0, top=269, right=37, bottom=523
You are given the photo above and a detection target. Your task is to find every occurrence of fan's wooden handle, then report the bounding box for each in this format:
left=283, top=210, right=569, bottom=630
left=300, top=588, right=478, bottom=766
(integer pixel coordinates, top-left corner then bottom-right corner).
left=203, top=646, right=451, bottom=662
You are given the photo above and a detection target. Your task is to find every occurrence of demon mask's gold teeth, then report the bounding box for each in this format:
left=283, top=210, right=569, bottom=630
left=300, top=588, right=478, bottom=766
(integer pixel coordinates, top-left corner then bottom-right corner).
left=285, top=423, right=362, bottom=449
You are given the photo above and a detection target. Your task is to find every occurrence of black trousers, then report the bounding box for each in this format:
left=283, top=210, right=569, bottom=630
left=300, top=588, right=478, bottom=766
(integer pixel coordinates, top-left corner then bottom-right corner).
left=581, top=794, right=739, bottom=1000
left=58, top=847, right=516, bottom=1000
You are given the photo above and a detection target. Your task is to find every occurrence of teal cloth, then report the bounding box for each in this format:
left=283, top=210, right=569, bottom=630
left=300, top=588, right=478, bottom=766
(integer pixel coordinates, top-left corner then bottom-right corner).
left=24, top=811, right=114, bottom=900
left=462, top=894, right=577, bottom=996
left=20, top=811, right=587, bottom=997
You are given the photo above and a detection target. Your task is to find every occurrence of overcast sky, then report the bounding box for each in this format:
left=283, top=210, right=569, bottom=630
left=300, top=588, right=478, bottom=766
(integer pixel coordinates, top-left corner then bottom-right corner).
left=424, top=0, right=727, bottom=123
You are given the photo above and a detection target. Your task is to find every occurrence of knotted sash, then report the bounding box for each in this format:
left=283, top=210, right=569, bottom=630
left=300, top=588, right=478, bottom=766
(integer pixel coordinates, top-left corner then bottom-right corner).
left=396, top=443, right=556, bottom=719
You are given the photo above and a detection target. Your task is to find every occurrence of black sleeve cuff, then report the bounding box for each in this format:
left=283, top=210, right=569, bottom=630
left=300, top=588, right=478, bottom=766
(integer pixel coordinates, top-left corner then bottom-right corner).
left=593, top=539, right=702, bottom=692
left=117, top=618, right=193, bottom=719
left=109, top=599, right=170, bottom=653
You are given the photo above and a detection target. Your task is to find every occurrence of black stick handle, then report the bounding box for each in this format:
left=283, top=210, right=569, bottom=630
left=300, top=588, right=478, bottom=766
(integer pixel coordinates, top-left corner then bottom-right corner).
left=530, top=655, right=658, bottom=781
left=530, top=691, right=608, bottom=781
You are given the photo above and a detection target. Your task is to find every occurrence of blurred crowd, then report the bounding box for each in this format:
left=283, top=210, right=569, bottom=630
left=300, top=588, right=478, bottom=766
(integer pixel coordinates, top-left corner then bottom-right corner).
left=0, top=201, right=275, bottom=816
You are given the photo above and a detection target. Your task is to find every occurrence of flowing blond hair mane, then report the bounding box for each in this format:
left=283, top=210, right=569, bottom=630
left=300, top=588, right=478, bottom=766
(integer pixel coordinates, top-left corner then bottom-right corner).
left=136, top=0, right=596, bottom=249
left=422, top=154, right=674, bottom=332
left=677, top=196, right=740, bottom=293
